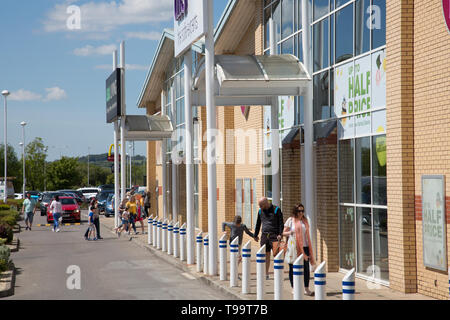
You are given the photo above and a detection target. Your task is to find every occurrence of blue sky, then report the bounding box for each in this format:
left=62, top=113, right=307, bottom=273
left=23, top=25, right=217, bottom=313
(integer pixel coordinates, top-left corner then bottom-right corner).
left=0, top=0, right=228, bottom=161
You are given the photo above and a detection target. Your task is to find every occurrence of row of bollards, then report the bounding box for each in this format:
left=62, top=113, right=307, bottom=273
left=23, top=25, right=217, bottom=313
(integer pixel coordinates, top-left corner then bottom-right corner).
left=146, top=217, right=357, bottom=300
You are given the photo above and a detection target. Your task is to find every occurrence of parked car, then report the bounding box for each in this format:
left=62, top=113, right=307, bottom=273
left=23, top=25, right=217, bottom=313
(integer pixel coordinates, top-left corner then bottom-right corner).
left=40, top=192, right=70, bottom=216
left=14, top=193, right=23, bottom=199
left=98, top=184, right=114, bottom=193
left=57, top=190, right=84, bottom=205
left=47, top=196, right=81, bottom=223
left=77, top=187, right=99, bottom=202
left=105, top=193, right=115, bottom=217
left=96, top=190, right=114, bottom=213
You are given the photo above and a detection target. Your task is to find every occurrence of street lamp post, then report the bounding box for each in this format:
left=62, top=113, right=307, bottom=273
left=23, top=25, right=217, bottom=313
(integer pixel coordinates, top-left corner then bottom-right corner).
left=2, top=90, right=10, bottom=203
left=43, top=146, right=48, bottom=192
left=87, top=146, right=90, bottom=186
left=20, top=121, right=27, bottom=198
left=128, top=143, right=132, bottom=189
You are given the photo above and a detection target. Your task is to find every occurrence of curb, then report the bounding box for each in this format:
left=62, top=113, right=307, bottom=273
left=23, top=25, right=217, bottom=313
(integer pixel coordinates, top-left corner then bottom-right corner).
left=6, top=238, right=20, bottom=253
left=99, top=218, right=244, bottom=301
left=0, top=262, right=16, bottom=298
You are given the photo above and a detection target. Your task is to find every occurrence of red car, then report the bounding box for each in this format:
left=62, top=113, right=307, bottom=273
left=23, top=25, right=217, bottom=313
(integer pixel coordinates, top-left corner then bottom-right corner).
left=47, top=196, right=81, bottom=223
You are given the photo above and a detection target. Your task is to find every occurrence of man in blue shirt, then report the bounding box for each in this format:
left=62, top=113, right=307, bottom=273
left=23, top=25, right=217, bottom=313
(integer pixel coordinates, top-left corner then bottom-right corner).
left=22, top=192, right=37, bottom=231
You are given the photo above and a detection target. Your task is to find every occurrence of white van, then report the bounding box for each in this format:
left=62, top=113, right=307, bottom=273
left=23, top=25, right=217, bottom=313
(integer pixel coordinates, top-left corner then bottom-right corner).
left=77, top=187, right=100, bottom=201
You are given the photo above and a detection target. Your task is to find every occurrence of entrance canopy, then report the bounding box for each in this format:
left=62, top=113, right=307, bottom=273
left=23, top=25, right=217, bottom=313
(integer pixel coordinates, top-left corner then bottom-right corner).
left=123, top=114, right=173, bottom=141
left=192, top=54, right=311, bottom=106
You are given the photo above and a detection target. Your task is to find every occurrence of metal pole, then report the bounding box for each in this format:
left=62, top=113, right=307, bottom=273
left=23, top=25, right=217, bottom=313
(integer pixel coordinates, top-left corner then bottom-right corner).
left=21, top=123, right=26, bottom=198
left=302, top=0, right=317, bottom=259
left=242, top=241, right=251, bottom=294
left=203, top=234, right=209, bottom=275
left=129, top=144, right=132, bottom=189
left=180, top=222, right=187, bottom=261
left=113, top=49, right=120, bottom=228
left=293, top=254, right=304, bottom=300
left=256, top=245, right=266, bottom=300
left=147, top=215, right=153, bottom=245
left=314, top=261, right=327, bottom=300
left=157, top=219, right=162, bottom=250
left=173, top=221, right=180, bottom=257
left=87, top=146, right=90, bottom=186
left=161, top=90, right=167, bottom=220
left=230, top=237, right=239, bottom=287
left=170, top=87, right=177, bottom=223
left=153, top=218, right=157, bottom=248
left=274, top=250, right=284, bottom=300
left=3, top=93, right=8, bottom=203
left=205, top=0, right=217, bottom=277
left=168, top=220, right=173, bottom=255
left=196, top=232, right=203, bottom=272
left=120, top=41, right=126, bottom=204
left=184, top=49, right=195, bottom=265
left=219, top=234, right=227, bottom=281
left=162, top=219, right=168, bottom=252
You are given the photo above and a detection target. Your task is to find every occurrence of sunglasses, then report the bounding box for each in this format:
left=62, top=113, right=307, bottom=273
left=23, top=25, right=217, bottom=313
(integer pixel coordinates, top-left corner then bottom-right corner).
left=297, top=209, right=304, bottom=213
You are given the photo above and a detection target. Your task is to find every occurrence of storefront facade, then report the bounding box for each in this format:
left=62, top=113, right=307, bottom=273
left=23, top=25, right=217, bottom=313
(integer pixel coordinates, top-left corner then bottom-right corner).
left=138, top=0, right=450, bottom=299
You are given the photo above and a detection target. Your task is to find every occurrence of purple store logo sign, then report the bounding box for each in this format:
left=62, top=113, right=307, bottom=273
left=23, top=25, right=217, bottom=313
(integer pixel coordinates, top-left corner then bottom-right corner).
left=174, top=0, right=188, bottom=21
left=443, top=0, right=450, bottom=33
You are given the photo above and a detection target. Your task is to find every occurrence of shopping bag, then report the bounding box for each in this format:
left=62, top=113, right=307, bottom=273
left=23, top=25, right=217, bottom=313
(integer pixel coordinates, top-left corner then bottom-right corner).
left=285, top=233, right=297, bottom=264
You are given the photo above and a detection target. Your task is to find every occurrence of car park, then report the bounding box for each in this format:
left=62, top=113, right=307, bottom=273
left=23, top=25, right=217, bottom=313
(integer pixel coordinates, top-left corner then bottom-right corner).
left=96, top=190, right=114, bottom=213
left=47, top=196, right=81, bottom=223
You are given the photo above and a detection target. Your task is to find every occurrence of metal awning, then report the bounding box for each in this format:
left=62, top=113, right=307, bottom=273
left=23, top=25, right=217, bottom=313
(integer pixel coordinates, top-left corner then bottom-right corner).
left=124, top=115, right=173, bottom=141
left=192, top=54, right=311, bottom=106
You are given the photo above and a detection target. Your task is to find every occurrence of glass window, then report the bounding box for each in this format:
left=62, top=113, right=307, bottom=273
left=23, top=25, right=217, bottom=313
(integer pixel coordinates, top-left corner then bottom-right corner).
left=244, top=179, right=252, bottom=226
left=336, top=0, right=351, bottom=8
left=253, top=178, right=258, bottom=228
left=296, top=32, right=303, bottom=63
left=273, top=0, right=282, bottom=45
left=313, top=17, right=329, bottom=72
left=281, top=37, right=294, bottom=54
left=330, top=14, right=334, bottom=65
left=339, top=139, right=354, bottom=203
left=355, top=0, right=371, bottom=56
left=356, top=207, right=373, bottom=273
left=265, top=6, right=271, bottom=50
left=295, top=0, right=302, bottom=31
left=355, top=137, right=371, bottom=204
left=335, top=4, right=353, bottom=64
left=330, top=68, right=335, bottom=117
left=236, top=179, right=243, bottom=217
left=264, top=150, right=272, bottom=199
left=313, top=71, right=330, bottom=121
left=372, top=135, right=386, bottom=205
left=340, top=206, right=355, bottom=270
left=282, top=0, right=294, bottom=39
left=314, top=0, right=329, bottom=21
left=371, top=0, right=386, bottom=49
left=373, top=208, right=388, bottom=281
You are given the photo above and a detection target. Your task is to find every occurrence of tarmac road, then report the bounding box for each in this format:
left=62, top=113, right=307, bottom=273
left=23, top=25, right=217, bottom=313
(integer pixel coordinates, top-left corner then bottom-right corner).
left=5, top=210, right=231, bottom=300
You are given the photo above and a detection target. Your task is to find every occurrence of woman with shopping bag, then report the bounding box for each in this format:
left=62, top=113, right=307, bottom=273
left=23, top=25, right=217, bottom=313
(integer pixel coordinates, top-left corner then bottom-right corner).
left=282, top=203, right=316, bottom=296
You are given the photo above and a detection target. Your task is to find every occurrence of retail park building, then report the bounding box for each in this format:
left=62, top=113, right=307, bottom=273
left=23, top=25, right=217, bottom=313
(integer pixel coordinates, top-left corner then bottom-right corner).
left=135, top=0, right=450, bottom=299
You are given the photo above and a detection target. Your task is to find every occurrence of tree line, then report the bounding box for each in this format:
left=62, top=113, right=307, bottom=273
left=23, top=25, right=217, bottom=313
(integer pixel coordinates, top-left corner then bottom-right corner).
left=0, top=137, right=147, bottom=192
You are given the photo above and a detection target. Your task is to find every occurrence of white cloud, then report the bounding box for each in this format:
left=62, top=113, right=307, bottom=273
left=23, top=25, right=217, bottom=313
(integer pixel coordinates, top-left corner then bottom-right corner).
left=73, top=44, right=117, bottom=56
left=44, top=87, right=67, bottom=102
left=43, top=0, right=172, bottom=33
left=95, top=64, right=148, bottom=71
left=9, top=89, right=43, bottom=102
left=124, top=31, right=161, bottom=41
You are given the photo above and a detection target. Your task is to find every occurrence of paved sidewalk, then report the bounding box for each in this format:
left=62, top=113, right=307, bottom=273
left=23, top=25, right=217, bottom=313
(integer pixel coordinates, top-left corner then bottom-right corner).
left=96, top=214, right=435, bottom=300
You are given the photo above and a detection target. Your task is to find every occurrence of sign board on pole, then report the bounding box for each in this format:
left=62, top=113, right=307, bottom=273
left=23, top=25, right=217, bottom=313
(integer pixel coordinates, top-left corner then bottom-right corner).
left=106, top=68, right=122, bottom=123
left=174, top=0, right=207, bottom=58
left=422, top=175, right=447, bottom=271
left=443, top=0, right=450, bottom=33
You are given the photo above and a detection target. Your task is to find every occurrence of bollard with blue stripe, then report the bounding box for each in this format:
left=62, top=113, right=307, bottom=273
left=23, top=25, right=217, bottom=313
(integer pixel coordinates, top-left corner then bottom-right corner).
left=196, top=232, right=203, bottom=272
left=448, top=267, right=450, bottom=300
left=314, top=261, right=327, bottom=300
left=173, top=221, right=179, bottom=258
left=162, top=219, right=168, bottom=252
left=273, top=250, right=284, bottom=300
left=242, top=241, right=251, bottom=294
left=219, top=234, right=227, bottom=281
left=203, top=234, right=209, bottom=275
left=167, top=220, right=173, bottom=255
left=256, top=245, right=266, bottom=300
left=230, top=237, right=239, bottom=287
left=152, top=218, right=157, bottom=248
left=342, top=268, right=356, bottom=300
left=293, top=254, right=304, bottom=300
left=157, top=219, right=162, bottom=250
left=147, top=215, right=153, bottom=245
left=180, top=223, right=186, bottom=261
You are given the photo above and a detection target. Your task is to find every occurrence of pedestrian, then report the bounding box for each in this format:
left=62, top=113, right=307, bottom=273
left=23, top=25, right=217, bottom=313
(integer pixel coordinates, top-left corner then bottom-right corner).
left=49, top=195, right=62, bottom=232
left=222, top=215, right=256, bottom=265
left=126, top=195, right=138, bottom=235
left=22, top=192, right=37, bottom=231
left=144, top=190, right=151, bottom=218
left=135, top=196, right=145, bottom=234
left=282, top=203, right=315, bottom=296
left=115, top=209, right=129, bottom=237
left=92, top=198, right=102, bottom=239
left=85, top=199, right=100, bottom=240
left=253, top=197, right=284, bottom=280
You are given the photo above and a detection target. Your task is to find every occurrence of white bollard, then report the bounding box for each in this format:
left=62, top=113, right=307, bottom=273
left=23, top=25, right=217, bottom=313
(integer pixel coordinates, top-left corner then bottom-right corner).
left=173, top=222, right=179, bottom=258
left=274, top=250, right=284, bottom=300
left=242, top=241, right=251, bottom=294
left=314, top=261, right=327, bottom=300
left=256, top=245, right=266, bottom=300
left=180, top=223, right=187, bottom=261
left=342, top=268, right=356, bottom=300
left=448, top=267, right=450, bottom=300
left=203, top=234, right=209, bottom=275
left=156, top=220, right=162, bottom=250
left=230, top=237, right=239, bottom=287
left=152, top=218, right=157, bottom=248
left=196, top=232, right=203, bottom=272
left=219, top=234, right=227, bottom=281
left=162, top=219, right=168, bottom=252
left=147, top=215, right=153, bottom=245
left=167, top=220, right=173, bottom=255
left=293, top=254, right=304, bottom=300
